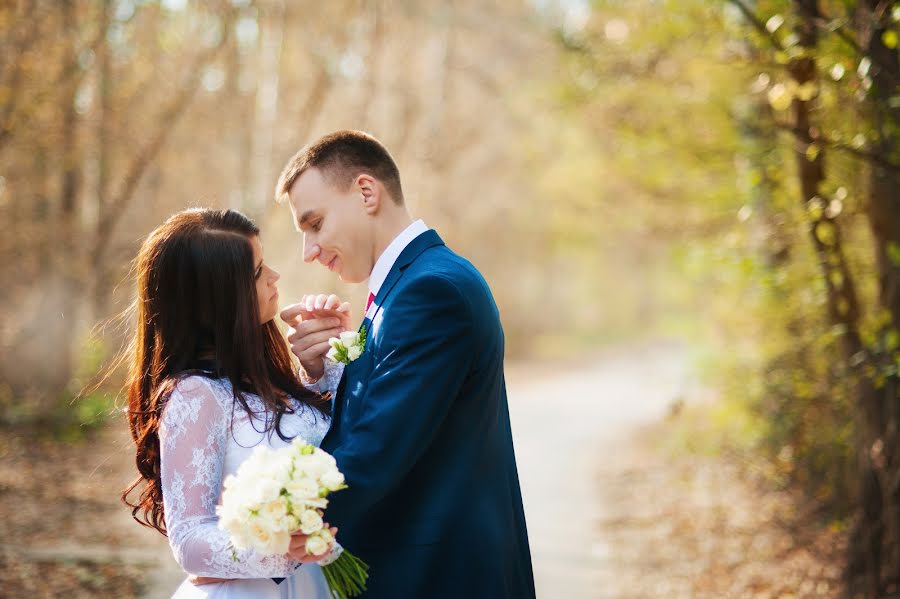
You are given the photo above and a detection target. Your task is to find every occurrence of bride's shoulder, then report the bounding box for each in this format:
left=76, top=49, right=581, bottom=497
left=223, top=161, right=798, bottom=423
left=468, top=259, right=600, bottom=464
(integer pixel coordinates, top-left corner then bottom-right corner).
left=160, top=374, right=230, bottom=422
left=171, top=373, right=224, bottom=395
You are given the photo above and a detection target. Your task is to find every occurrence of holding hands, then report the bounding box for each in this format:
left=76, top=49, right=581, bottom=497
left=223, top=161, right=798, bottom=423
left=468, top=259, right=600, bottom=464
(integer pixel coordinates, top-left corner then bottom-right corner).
left=280, top=294, right=352, bottom=381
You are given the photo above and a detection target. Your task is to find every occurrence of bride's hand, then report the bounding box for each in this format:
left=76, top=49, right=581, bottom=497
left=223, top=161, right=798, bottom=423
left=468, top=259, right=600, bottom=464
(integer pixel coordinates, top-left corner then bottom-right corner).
left=280, top=294, right=352, bottom=331
left=281, top=295, right=351, bottom=381
left=286, top=525, right=339, bottom=564
left=301, top=294, right=353, bottom=330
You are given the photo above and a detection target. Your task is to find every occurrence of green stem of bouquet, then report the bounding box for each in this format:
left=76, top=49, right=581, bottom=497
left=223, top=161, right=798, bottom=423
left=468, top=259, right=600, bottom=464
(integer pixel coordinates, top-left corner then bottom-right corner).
left=322, top=550, right=369, bottom=599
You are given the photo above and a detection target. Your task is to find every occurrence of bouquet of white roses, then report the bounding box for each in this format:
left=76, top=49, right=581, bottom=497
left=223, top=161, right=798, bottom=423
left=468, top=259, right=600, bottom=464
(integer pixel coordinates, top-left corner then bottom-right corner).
left=216, top=438, right=368, bottom=598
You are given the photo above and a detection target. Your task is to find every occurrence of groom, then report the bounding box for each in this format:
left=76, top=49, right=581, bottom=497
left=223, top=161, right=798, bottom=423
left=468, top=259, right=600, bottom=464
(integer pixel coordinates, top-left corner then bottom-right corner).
left=276, top=130, right=535, bottom=598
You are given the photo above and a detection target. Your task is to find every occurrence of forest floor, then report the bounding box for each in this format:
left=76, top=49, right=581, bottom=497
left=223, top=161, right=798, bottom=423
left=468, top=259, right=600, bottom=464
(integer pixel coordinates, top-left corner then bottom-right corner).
left=0, top=341, right=847, bottom=598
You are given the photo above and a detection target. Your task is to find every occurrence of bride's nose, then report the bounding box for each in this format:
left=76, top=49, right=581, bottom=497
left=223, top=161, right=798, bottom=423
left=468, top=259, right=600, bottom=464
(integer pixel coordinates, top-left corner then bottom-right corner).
left=270, top=269, right=281, bottom=284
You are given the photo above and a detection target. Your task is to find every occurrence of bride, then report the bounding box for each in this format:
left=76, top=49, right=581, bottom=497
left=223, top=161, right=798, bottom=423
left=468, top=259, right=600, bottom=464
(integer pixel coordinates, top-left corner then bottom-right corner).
left=121, top=208, right=347, bottom=598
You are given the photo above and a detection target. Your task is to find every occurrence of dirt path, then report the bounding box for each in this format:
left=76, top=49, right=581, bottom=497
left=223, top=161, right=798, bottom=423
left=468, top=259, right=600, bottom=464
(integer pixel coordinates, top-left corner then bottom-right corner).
left=506, top=340, right=696, bottom=598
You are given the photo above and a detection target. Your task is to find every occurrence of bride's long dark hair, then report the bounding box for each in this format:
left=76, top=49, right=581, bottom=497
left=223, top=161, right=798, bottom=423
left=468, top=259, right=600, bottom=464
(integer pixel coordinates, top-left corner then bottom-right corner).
left=122, top=208, right=330, bottom=536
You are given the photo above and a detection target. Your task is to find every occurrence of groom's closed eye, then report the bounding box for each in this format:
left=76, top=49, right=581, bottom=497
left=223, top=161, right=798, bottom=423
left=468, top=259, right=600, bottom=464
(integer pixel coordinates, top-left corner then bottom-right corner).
left=298, top=211, right=321, bottom=232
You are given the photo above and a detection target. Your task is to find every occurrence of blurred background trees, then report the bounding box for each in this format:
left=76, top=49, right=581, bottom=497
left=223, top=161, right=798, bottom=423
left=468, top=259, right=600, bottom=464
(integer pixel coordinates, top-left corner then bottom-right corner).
left=1, top=0, right=898, bottom=595
left=543, top=0, right=898, bottom=593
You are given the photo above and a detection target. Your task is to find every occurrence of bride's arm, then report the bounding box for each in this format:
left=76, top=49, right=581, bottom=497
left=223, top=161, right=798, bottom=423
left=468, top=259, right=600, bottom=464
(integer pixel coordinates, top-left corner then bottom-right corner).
left=159, top=376, right=302, bottom=579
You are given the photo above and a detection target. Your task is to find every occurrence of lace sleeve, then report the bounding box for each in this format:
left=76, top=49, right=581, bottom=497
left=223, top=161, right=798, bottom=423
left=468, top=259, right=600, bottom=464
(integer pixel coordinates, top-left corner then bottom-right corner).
left=302, top=361, right=344, bottom=398
left=159, top=376, right=301, bottom=578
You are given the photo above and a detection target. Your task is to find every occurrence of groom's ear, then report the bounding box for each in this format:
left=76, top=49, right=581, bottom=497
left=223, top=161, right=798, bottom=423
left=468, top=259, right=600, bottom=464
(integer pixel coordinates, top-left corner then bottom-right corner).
left=356, top=174, right=381, bottom=215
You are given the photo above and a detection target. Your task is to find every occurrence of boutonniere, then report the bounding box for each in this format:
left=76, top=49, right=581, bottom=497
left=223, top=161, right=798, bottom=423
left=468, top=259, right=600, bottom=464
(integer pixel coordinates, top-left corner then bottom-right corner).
left=326, top=326, right=367, bottom=365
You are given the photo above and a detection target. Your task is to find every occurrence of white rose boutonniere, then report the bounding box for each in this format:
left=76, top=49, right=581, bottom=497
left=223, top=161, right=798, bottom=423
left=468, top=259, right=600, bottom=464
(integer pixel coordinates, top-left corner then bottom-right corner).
left=326, top=326, right=367, bottom=365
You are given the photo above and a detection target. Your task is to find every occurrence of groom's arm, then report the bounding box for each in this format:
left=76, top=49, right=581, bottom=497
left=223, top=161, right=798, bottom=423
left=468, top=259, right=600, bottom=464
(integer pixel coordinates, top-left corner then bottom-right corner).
left=326, top=273, right=477, bottom=531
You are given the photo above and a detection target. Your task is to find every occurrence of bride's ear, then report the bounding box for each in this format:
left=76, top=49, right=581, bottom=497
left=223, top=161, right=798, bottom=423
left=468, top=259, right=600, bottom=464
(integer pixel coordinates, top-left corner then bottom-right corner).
left=357, top=174, right=381, bottom=215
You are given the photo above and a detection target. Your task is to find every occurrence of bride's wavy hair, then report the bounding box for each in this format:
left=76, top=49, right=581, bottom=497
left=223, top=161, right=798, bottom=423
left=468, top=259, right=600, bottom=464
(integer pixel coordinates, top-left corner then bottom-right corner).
left=122, top=208, right=330, bottom=536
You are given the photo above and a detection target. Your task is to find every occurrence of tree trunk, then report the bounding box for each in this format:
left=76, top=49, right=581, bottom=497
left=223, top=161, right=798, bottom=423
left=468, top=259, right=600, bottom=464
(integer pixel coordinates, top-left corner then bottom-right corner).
left=91, top=0, right=113, bottom=321
left=44, top=0, right=82, bottom=414
left=851, top=0, right=900, bottom=594
left=248, top=0, right=285, bottom=218
left=786, top=4, right=883, bottom=591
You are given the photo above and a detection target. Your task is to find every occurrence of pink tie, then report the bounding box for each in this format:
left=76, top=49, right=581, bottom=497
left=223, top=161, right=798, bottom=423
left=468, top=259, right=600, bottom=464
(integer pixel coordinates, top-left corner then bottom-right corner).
left=365, top=292, right=375, bottom=313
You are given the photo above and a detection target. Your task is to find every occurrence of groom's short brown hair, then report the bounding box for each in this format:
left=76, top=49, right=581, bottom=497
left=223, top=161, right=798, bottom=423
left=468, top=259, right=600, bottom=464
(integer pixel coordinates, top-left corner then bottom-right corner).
left=275, top=130, right=404, bottom=205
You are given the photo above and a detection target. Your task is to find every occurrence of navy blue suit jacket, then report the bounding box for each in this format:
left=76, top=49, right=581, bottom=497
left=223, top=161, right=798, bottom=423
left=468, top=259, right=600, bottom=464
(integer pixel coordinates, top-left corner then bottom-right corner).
left=320, top=230, right=535, bottom=598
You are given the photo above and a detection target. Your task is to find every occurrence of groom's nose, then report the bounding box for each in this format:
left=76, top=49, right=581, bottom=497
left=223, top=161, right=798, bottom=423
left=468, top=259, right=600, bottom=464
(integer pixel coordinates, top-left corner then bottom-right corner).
left=303, top=239, right=321, bottom=263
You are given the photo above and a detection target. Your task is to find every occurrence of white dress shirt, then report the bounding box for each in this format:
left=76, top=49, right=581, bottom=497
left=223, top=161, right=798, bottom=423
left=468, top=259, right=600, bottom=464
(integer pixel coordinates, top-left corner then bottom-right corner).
left=365, top=219, right=428, bottom=319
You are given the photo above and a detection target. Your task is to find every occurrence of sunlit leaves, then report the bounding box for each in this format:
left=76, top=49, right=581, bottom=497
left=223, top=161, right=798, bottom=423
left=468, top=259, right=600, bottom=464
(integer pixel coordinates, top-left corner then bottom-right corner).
left=805, top=142, right=820, bottom=162
left=857, top=56, right=872, bottom=78
left=766, top=14, right=785, bottom=33
left=829, top=63, right=846, bottom=81
left=814, top=220, right=838, bottom=246
left=796, top=81, right=818, bottom=101
left=765, top=79, right=817, bottom=111
left=768, top=82, right=793, bottom=110
left=807, top=196, right=825, bottom=220
left=829, top=270, right=845, bottom=289
left=888, top=242, right=900, bottom=267
left=825, top=198, right=843, bottom=219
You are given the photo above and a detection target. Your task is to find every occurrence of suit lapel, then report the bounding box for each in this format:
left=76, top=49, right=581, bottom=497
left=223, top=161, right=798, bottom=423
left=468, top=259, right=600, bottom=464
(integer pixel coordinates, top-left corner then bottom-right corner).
left=329, top=230, right=444, bottom=437
left=369, top=229, right=444, bottom=324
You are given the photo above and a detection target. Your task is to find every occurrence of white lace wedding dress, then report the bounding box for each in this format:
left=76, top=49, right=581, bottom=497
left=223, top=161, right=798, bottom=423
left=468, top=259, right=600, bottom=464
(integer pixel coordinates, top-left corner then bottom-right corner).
left=159, top=373, right=339, bottom=599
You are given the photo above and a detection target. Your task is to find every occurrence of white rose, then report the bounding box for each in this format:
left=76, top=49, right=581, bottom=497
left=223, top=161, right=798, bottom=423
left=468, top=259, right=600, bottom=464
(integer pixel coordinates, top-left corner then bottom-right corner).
left=253, top=478, right=283, bottom=503
left=318, top=527, right=334, bottom=545
left=248, top=522, right=273, bottom=552
left=267, top=530, right=292, bottom=555
left=339, top=331, right=358, bottom=347
left=303, top=496, right=329, bottom=510
left=285, top=476, right=319, bottom=500
left=299, top=509, right=324, bottom=534
left=259, top=498, right=290, bottom=531
left=270, top=453, right=294, bottom=478
left=320, top=469, right=345, bottom=491
left=248, top=520, right=291, bottom=555
left=312, top=448, right=337, bottom=465
left=305, top=534, right=329, bottom=556
left=347, top=345, right=362, bottom=361
left=298, top=452, right=330, bottom=478
left=326, top=345, right=340, bottom=362
left=227, top=521, right=253, bottom=551
left=222, top=474, right=238, bottom=490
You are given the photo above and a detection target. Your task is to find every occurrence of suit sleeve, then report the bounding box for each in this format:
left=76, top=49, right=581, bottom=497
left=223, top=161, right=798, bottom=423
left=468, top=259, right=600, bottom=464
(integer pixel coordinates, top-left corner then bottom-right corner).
left=325, top=274, right=475, bottom=530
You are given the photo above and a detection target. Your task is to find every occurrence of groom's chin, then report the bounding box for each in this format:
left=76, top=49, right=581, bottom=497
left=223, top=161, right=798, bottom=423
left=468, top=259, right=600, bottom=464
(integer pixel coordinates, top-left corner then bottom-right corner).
left=339, top=272, right=365, bottom=284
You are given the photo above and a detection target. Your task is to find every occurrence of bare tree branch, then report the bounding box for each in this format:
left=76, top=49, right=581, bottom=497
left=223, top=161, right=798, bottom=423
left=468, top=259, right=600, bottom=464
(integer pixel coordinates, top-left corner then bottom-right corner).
left=726, top=0, right=786, bottom=52
left=812, top=12, right=900, bottom=88
left=92, top=12, right=235, bottom=265
left=768, top=117, right=900, bottom=175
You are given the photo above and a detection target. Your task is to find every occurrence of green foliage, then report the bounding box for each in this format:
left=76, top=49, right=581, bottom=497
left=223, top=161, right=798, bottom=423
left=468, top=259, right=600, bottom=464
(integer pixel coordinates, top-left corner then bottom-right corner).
left=543, top=0, right=897, bottom=521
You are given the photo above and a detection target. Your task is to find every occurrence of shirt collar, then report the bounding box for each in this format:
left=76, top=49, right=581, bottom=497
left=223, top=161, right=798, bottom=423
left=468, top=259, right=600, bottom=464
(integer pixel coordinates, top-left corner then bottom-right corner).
left=368, top=219, right=428, bottom=297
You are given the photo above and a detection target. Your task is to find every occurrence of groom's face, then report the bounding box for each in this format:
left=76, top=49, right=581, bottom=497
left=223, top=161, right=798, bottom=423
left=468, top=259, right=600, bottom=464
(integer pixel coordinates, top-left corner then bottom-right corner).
left=287, top=167, right=373, bottom=284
